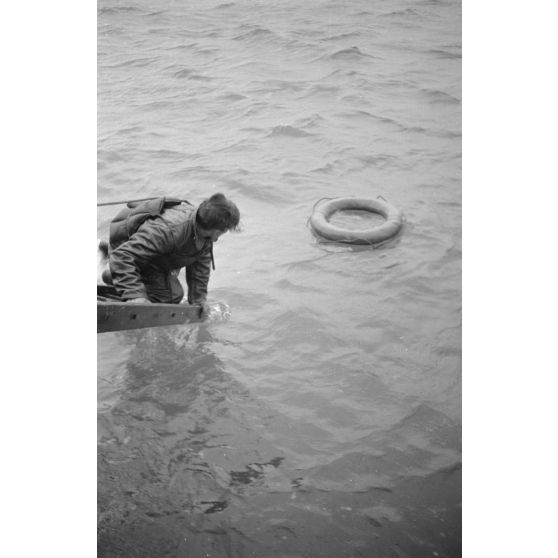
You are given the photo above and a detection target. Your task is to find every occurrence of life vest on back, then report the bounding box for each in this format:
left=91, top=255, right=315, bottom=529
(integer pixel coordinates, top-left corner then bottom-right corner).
left=109, top=197, right=191, bottom=249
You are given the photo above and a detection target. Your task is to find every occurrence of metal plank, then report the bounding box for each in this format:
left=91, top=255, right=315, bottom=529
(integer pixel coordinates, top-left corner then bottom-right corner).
left=97, top=301, right=203, bottom=333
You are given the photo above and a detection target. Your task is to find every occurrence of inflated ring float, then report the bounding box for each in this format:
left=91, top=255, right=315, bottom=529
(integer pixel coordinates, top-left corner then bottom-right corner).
left=310, top=197, right=403, bottom=245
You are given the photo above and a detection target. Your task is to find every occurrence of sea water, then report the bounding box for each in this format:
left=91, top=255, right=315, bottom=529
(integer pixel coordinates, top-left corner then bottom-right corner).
left=97, top=0, right=461, bottom=556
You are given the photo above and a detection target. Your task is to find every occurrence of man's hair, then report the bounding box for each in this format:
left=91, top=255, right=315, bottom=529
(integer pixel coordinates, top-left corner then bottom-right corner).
left=197, top=193, right=240, bottom=231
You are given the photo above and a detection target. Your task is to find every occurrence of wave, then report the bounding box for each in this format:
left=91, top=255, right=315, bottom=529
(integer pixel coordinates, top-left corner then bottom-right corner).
left=378, top=8, right=421, bottom=18
left=219, top=178, right=291, bottom=205
left=216, top=92, right=247, bottom=102
left=301, top=84, right=341, bottom=98
left=438, top=129, right=461, bottom=139
left=334, top=110, right=400, bottom=127
left=172, top=69, right=212, bottom=81
left=142, top=11, right=167, bottom=18
left=420, top=88, right=461, bottom=104
left=192, top=46, right=221, bottom=57
left=333, top=109, right=432, bottom=136
left=97, top=149, right=124, bottom=163
left=356, top=154, right=396, bottom=167
left=427, top=48, right=462, bottom=60
left=264, top=308, right=341, bottom=347
left=143, top=149, right=186, bottom=160
left=321, top=32, right=361, bottom=42
left=137, top=100, right=173, bottom=110
left=168, top=165, right=214, bottom=181
left=295, top=113, right=326, bottom=129
left=233, top=27, right=278, bottom=43
left=173, top=68, right=193, bottom=79
left=329, top=46, right=373, bottom=60
left=273, top=278, right=318, bottom=294
left=321, top=68, right=363, bottom=81
left=248, top=79, right=307, bottom=94
left=165, top=42, right=200, bottom=52
left=310, top=163, right=336, bottom=174
left=106, top=57, right=157, bottom=69
left=98, top=6, right=142, bottom=16
left=113, top=125, right=144, bottom=136
left=269, top=125, right=313, bottom=138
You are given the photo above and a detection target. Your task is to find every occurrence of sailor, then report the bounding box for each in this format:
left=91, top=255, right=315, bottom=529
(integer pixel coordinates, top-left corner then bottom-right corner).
left=101, top=193, right=240, bottom=316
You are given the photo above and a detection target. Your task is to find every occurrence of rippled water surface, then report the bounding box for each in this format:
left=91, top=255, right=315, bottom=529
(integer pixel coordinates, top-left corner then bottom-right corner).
left=97, top=0, right=461, bottom=556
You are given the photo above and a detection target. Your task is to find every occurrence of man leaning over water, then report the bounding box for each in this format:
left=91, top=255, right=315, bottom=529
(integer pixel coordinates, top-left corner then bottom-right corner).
left=101, top=193, right=240, bottom=317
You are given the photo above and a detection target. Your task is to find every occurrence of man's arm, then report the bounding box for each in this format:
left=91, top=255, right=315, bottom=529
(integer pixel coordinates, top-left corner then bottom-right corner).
left=185, top=247, right=212, bottom=304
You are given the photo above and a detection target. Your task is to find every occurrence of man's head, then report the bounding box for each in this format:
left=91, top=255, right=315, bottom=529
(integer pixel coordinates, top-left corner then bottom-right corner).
left=196, top=193, right=240, bottom=241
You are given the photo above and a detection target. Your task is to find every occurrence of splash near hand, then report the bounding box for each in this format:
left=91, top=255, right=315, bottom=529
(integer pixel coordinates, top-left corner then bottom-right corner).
left=202, top=302, right=232, bottom=322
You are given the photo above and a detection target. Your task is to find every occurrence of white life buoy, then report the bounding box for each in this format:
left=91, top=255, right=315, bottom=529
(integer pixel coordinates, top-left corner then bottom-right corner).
left=310, top=197, right=403, bottom=245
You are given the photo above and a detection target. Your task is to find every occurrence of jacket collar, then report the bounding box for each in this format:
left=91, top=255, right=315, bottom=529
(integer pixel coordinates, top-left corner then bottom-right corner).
left=193, top=208, right=211, bottom=249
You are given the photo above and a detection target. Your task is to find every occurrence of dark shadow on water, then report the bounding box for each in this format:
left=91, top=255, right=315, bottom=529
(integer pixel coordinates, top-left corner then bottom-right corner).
left=98, top=324, right=293, bottom=556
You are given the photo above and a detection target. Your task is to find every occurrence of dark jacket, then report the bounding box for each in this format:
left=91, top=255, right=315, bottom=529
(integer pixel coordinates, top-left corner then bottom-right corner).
left=108, top=199, right=213, bottom=303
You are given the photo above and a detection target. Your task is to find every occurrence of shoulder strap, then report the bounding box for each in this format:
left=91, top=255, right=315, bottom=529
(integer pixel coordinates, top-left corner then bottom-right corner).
left=163, top=197, right=192, bottom=208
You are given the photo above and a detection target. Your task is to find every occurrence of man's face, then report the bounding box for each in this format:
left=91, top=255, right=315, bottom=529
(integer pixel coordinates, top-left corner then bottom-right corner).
left=197, top=224, right=226, bottom=242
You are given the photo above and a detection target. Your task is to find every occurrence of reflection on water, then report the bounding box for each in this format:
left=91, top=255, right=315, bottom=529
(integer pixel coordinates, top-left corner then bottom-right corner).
left=98, top=321, right=460, bottom=557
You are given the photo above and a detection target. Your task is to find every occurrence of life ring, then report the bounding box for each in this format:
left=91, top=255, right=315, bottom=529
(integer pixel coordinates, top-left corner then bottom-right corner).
left=310, top=197, right=403, bottom=245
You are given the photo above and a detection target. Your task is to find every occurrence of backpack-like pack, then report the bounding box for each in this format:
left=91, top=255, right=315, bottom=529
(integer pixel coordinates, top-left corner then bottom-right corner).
left=109, top=197, right=190, bottom=249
